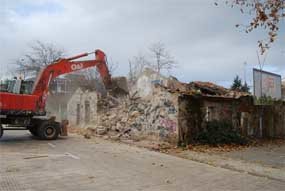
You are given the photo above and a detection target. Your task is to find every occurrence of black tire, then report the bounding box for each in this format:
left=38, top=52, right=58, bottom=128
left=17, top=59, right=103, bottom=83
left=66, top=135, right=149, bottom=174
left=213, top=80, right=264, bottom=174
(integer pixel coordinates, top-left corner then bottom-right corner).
left=37, top=121, right=60, bottom=140
left=0, top=125, right=3, bottom=138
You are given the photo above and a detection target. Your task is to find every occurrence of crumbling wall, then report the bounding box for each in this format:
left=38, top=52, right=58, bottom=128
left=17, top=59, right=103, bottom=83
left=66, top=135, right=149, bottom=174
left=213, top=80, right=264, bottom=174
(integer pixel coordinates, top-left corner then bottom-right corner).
left=178, top=94, right=285, bottom=145
left=46, top=94, right=71, bottom=121
left=133, top=68, right=169, bottom=98
left=202, top=98, right=249, bottom=133
left=248, top=103, right=285, bottom=138
left=67, top=88, right=98, bottom=126
left=178, top=95, right=204, bottom=146
left=144, top=85, right=179, bottom=142
left=177, top=95, right=252, bottom=145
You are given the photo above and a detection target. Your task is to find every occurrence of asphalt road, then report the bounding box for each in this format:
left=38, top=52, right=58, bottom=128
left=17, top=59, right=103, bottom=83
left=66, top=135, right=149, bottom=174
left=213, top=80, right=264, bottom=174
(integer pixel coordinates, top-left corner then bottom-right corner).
left=1, top=131, right=285, bottom=191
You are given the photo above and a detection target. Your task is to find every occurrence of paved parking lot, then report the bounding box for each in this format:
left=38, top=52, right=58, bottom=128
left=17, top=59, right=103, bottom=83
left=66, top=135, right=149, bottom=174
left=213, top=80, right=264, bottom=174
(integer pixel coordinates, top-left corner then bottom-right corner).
left=221, top=143, right=285, bottom=169
left=1, top=131, right=285, bottom=191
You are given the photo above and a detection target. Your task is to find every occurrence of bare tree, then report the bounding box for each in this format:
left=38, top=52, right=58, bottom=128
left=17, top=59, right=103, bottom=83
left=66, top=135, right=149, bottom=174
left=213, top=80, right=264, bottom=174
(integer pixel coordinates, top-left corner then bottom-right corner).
left=81, top=68, right=100, bottom=81
left=106, top=57, right=118, bottom=76
left=73, top=57, right=119, bottom=93
left=14, top=41, right=64, bottom=78
left=128, top=53, right=148, bottom=84
left=82, top=56, right=118, bottom=81
left=148, top=42, right=176, bottom=75
left=128, top=43, right=176, bottom=84
left=216, top=0, right=285, bottom=54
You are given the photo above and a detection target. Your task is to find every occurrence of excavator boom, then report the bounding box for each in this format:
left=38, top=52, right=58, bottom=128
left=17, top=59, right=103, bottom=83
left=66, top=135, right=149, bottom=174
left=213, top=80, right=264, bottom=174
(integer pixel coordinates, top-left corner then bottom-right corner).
left=32, top=50, right=111, bottom=110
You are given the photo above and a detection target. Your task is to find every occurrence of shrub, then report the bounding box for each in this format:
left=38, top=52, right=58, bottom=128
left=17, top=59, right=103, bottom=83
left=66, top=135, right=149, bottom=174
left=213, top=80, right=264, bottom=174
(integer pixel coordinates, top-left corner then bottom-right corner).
left=194, top=120, right=247, bottom=146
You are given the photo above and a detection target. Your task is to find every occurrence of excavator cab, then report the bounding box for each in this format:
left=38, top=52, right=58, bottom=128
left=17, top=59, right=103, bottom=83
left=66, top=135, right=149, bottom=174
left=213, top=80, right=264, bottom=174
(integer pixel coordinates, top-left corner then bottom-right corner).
left=0, top=79, right=17, bottom=93
left=0, top=79, right=33, bottom=94
left=20, top=80, right=34, bottom=94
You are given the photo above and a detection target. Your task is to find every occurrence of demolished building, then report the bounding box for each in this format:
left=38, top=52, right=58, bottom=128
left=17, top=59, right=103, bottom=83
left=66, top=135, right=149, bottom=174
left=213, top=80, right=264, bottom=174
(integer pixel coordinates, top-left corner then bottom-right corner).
left=70, top=69, right=285, bottom=145
left=148, top=82, right=284, bottom=145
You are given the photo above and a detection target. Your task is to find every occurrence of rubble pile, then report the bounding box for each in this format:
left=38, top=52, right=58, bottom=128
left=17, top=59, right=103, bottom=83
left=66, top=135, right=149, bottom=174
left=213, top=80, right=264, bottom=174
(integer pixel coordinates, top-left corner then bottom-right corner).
left=84, top=89, right=178, bottom=143
left=84, top=94, right=144, bottom=140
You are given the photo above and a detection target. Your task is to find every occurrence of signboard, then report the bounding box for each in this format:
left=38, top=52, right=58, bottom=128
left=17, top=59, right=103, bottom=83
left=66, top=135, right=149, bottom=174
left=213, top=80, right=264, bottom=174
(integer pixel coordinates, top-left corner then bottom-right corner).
left=253, top=68, right=282, bottom=100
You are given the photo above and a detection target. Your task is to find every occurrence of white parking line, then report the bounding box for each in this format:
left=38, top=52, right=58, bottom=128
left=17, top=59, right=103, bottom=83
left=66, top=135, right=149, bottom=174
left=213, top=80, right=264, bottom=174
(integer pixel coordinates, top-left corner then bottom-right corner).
left=65, top=152, right=80, bottom=160
left=48, top=143, right=56, bottom=148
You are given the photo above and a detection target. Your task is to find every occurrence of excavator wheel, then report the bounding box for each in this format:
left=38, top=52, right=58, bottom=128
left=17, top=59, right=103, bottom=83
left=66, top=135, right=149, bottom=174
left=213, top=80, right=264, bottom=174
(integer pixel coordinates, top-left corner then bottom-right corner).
left=37, top=120, right=60, bottom=140
left=0, top=124, right=3, bottom=138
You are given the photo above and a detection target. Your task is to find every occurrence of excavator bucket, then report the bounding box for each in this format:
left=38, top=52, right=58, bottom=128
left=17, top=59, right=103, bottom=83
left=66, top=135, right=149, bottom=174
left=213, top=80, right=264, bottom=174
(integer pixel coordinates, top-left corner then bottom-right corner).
left=108, top=76, right=129, bottom=96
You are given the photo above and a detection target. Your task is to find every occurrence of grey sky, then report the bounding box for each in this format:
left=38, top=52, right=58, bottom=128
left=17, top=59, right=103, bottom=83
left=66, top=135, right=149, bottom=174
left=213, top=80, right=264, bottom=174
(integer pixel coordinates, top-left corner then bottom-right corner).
left=1, top=0, right=284, bottom=87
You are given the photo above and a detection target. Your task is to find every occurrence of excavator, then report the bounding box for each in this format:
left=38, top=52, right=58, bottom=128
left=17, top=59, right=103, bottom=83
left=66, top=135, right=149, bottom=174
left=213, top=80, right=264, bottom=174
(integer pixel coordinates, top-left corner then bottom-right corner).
left=0, top=49, right=112, bottom=140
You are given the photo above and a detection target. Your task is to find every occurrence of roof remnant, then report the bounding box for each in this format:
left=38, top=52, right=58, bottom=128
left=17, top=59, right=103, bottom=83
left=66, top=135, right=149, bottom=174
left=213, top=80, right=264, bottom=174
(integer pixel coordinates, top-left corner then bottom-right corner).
left=187, top=81, right=228, bottom=96
left=158, top=79, right=251, bottom=99
left=135, top=68, right=251, bottom=99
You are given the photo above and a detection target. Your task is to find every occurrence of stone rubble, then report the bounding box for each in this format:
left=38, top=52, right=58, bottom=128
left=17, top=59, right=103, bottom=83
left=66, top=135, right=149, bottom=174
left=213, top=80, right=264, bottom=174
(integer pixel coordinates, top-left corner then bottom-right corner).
left=83, top=87, right=178, bottom=144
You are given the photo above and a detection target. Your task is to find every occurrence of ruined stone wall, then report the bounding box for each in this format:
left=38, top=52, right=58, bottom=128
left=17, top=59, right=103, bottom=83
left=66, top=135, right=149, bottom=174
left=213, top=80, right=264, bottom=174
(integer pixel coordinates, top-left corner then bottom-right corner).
left=133, top=68, right=169, bottom=98
left=178, top=94, right=285, bottom=145
left=141, top=86, right=179, bottom=142
left=46, top=94, right=72, bottom=121
left=177, top=96, right=239, bottom=145
left=178, top=95, right=203, bottom=145
left=67, top=89, right=98, bottom=126
left=247, top=103, right=285, bottom=138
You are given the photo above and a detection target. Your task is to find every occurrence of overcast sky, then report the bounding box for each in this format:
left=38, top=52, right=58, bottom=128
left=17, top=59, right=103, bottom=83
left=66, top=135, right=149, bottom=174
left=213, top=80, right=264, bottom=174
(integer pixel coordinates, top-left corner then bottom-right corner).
left=1, top=0, right=284, bottom=87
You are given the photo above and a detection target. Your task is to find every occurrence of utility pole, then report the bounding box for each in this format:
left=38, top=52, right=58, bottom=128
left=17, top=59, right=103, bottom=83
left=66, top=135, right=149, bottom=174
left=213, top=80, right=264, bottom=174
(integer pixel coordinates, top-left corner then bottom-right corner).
left=128, top=60, right=134, bottom=84
left=244, top=61, right=247, bottom=85
left=256, top=52, right=263, bottom=138
left=256, top=51, right=268, bottom=138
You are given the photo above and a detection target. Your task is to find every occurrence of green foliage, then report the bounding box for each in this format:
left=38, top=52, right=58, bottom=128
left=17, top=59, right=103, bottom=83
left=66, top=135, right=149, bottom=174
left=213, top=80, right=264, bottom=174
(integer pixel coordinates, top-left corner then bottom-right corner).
left=231, top=75, right=250, bottom=93
left=241, top=82, right=250, bottom=93
left=231, top=75, right=242, bottom=91
left=254, top=95, right=276, bottom=105
left=195, top=120, right=248, bottom=146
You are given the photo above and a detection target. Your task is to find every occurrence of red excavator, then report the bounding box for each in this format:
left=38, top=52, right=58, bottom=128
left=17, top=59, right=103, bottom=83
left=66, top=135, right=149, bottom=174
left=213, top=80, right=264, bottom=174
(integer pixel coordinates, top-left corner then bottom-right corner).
left=0, top=50, right=111, bottom=140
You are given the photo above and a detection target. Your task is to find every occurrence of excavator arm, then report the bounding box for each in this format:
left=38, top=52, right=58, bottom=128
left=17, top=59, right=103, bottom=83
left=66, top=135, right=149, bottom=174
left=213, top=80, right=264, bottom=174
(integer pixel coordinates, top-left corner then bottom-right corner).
left=32, top=49, right=111, bottom=110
